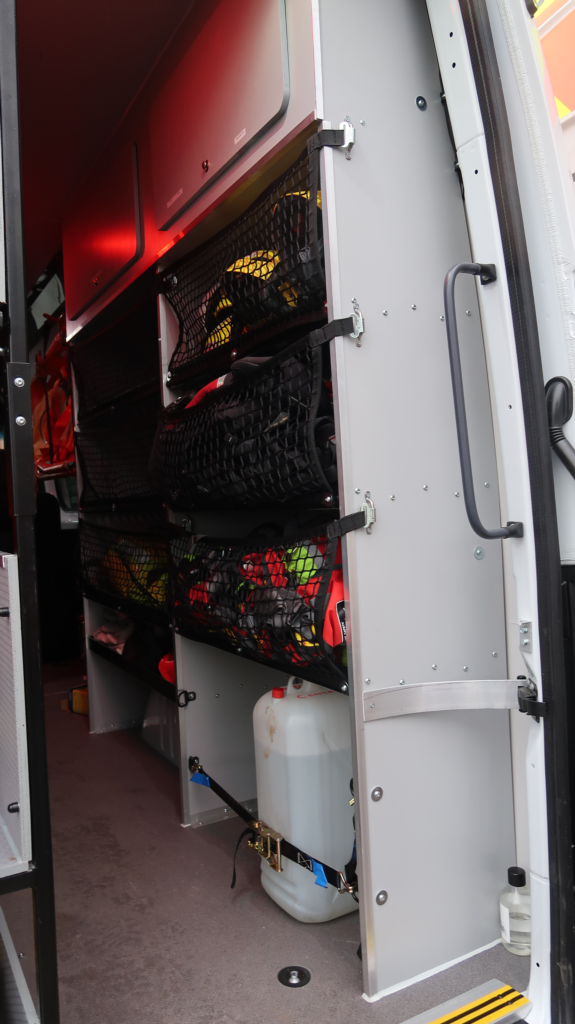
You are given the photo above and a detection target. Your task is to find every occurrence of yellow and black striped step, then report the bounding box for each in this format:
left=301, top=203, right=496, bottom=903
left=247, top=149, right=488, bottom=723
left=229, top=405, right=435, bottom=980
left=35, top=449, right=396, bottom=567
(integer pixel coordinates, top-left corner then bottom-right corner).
left=423, top=984, right=529, bottom=1024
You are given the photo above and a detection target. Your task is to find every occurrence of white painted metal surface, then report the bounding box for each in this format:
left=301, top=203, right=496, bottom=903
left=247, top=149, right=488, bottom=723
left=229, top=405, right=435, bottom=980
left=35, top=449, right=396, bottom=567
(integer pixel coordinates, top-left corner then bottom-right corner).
left=0, top=554, right=31, bottom=878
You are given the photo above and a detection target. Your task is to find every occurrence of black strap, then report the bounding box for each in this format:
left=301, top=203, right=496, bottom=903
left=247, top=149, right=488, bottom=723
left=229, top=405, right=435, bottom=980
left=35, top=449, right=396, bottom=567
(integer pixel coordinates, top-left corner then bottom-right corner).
left=191, top=764, right=356, bottom=894
left=307, top=129, right=346, bottom=154
left=327, top=510, right=367, bottom=539
left=231, top=827, right=255, bottom=889
left=309, top=317, right=354, bottom=349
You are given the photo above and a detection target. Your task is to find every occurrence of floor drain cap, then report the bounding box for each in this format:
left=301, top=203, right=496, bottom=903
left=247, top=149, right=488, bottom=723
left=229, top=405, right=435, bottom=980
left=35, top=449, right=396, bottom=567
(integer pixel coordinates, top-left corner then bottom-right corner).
left=278, top=966, right=311, bottom=988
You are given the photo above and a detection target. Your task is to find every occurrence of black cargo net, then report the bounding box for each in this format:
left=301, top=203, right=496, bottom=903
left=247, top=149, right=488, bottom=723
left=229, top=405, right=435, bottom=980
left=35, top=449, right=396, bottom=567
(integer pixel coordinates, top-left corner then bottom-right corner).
left=163, top=146, right=326, bottom=387
left=170, top=526, right=347, bottom=690
left=71, top=295, right=160, bottom=422
left=76, top=399, right=160, bottom=509
left=80, top=516, right=169, bottom=622
left=149, top=336, right=337, bottom=510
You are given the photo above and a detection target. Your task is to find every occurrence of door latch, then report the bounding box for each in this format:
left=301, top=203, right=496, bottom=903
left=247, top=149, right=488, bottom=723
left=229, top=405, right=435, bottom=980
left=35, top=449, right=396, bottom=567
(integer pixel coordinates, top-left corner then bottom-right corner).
left=517, top=679, right=546, bottom=722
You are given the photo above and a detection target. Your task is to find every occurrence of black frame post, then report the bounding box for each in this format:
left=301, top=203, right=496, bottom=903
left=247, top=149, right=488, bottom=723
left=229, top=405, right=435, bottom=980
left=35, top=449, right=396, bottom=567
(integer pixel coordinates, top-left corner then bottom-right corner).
left=0, top=0, right=60, bottom=1020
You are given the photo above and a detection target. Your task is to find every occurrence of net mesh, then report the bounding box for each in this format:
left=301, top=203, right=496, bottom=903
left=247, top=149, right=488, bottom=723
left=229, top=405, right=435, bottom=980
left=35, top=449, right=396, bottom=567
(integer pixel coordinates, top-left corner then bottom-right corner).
left=77, top=398, right=160, bottom=508
left=71, top=295, right=160, bottom=422
left=80, top=515, right=169, bottom=622
left=169, top=526, right=347, bottom=689
left=149, top=336, right=337, bottom=509
left=163, top=147, right=326, bottom=387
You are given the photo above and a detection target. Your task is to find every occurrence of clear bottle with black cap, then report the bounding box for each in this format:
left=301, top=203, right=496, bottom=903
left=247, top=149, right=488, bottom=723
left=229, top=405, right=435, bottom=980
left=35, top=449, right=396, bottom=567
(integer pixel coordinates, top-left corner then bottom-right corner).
left=499, top=866, right=531, bottom=955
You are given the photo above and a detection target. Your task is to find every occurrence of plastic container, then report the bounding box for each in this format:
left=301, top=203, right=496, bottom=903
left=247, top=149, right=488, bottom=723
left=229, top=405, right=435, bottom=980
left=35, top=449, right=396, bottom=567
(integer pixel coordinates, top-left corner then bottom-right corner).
left=499, top=866, right=531, bottom=955
left=253, top=676, right=356, bottom=923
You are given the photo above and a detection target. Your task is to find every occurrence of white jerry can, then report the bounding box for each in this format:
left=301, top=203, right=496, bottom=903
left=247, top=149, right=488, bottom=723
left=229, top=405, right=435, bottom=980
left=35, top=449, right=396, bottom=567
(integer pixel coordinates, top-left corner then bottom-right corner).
left=253, top=676, right=357, bottom=923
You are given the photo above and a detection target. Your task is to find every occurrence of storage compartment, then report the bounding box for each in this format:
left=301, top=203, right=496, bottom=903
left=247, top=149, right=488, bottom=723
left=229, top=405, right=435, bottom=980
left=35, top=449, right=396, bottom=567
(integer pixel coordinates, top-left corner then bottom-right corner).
left=70, top=291, right=160, bottom=422
left=149, top=334, right=337, bottom=509
left=169, top=523, right=347, bottom=690
left=162, top=146, right=326, bottom=387
left=76, top=398, right=160, bottom=509
left=149, top=0, right=290, bottom=230
left=80, top=515, right=169, bottom=622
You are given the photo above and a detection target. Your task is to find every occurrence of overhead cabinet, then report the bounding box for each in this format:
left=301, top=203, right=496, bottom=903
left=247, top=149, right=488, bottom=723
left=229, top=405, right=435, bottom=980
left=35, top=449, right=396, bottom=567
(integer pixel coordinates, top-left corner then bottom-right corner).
left=149, top=0, right=290, bottom=229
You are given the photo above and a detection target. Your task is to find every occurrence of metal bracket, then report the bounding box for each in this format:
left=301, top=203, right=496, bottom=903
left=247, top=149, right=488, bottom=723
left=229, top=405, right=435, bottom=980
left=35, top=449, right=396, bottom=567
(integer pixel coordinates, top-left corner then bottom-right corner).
left=177, top=690, right=196, bottom=708
left=517, top=620, right=532, bottom=654
left=360, top=492, right=376, bottom=534
left=349, top=298, right=364, bottom=344
left=248, top=821, right=283, bottom=873
left=339, top=120, right=355, bottom=159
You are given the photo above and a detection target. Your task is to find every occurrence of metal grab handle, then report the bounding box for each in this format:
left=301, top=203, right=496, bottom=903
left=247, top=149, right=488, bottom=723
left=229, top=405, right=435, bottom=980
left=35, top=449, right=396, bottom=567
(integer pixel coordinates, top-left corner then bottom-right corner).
left=545, top=376, right=575, bottom=478
left=443, top=262, right=523, bottom=540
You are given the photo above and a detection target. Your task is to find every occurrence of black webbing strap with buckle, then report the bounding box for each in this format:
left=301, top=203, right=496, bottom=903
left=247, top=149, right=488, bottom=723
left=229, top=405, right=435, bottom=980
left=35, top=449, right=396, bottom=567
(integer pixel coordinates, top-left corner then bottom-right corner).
left=307, top=129, right=346, bottom=153
left=308, top=317, right=355, bottom=349
left=189, top=758, right=358, bottom=897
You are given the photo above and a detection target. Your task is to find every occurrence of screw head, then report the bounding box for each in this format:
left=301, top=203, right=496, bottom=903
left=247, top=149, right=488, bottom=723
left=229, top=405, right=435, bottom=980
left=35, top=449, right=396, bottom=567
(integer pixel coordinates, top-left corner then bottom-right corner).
left=323, top=493, right=334, bottom=506
left=399, top=679, right=405, bottom=685
left=202, top=159, right=210, bottom=172
left=484, top=482, right=490, bottom=488
left=166, top=371, right=172, bottom=380
left=390, top=495, right=395, bottom=501
left=492, top=652, right=497, bottom=657
left=423, top=484, right=428, bottom=491
left=383, top=310, right=388, bottom=316
left=13, top=377, right=24, bottom=388
left=15, top=416, right=25, bottom=426
left=355, top=487, right=361, bottom=494
left=341, top=683, right=348, bottom=693
left=231, top=349, right=238, bottom=360
left=474, top=546, right=485, bottom=560
left=440, top=315, right=445, bottom=321
left=376, top=890, right=388, bottom=905
left=360, top=119, right=366, bottom=125
left=365, top=678, right=371, bottom=685
left=432, top=664, right=437, bottom=670
left=370, top=702, right=375, bottom=708
left=455, top=491, right=460, bottom=497
left=466, top=310, right=472, bottom=316
left=411, top=304, right=417, bottom=310
left=18, top=952, right=24, bottom=959
left=416, top=95, right=427, bottom=110
left=371, top=787, right=383, bottom=801
left=215, top=693, right=220, bottom=698
left=463, top=666, right=469, bottom=672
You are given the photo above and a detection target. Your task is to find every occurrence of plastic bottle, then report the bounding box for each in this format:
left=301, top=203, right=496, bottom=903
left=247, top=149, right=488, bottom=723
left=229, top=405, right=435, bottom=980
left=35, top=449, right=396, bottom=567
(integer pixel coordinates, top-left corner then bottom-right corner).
left=499, top=866, right=531, bottom=955
left=253, top=676, right=356, bottom=923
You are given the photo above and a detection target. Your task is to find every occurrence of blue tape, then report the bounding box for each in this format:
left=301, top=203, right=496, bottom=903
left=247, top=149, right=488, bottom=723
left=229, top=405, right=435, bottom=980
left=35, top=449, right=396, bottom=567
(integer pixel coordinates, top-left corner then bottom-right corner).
left=312, top=859, right=328, bottom=888
left=190, top=772, right=211, bottom=788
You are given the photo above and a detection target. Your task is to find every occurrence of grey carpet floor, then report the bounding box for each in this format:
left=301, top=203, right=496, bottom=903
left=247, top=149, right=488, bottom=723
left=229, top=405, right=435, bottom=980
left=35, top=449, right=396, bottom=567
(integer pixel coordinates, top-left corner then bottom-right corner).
left=1, top=664, right=530, bottom=1023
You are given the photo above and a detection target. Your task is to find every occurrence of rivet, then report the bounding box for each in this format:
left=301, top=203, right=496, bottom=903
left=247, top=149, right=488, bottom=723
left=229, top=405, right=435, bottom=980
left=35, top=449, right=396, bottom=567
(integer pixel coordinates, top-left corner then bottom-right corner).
left=360, top=119, right=366, bottom=125
left=455, top=491, right=460, bottom=497
left=376, top=890, right=388, bottom=905
left=440, top=315, right=445, bottom=321
left=399, top=679, right=405, bottom=685
left=474, top=546, right=484, bottom=560
left=492, top=652, right=497, bottom=657
left=371, top=787, right=383, bottom=801
left=13, top=377, right=24, bottom=388
left=432, top=664, right=437, bottom=670
left=463, top=666, right=469, bottom=672
left=365, top=678, right=371, bottom=685
left=383, top=310, right=388, bottom=316
left=466, top=310, right=472, bottom=316
left=355, top=487, right=361, bottom=494
left=484, top=482, right=490, bottom=488
left=390, top=495, right=395, bottom=500
left=15, top=416, right=25, bottom=426
left=411, top=304, right=417, bottom=310
left=423, top=484, right=428, bottom=490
